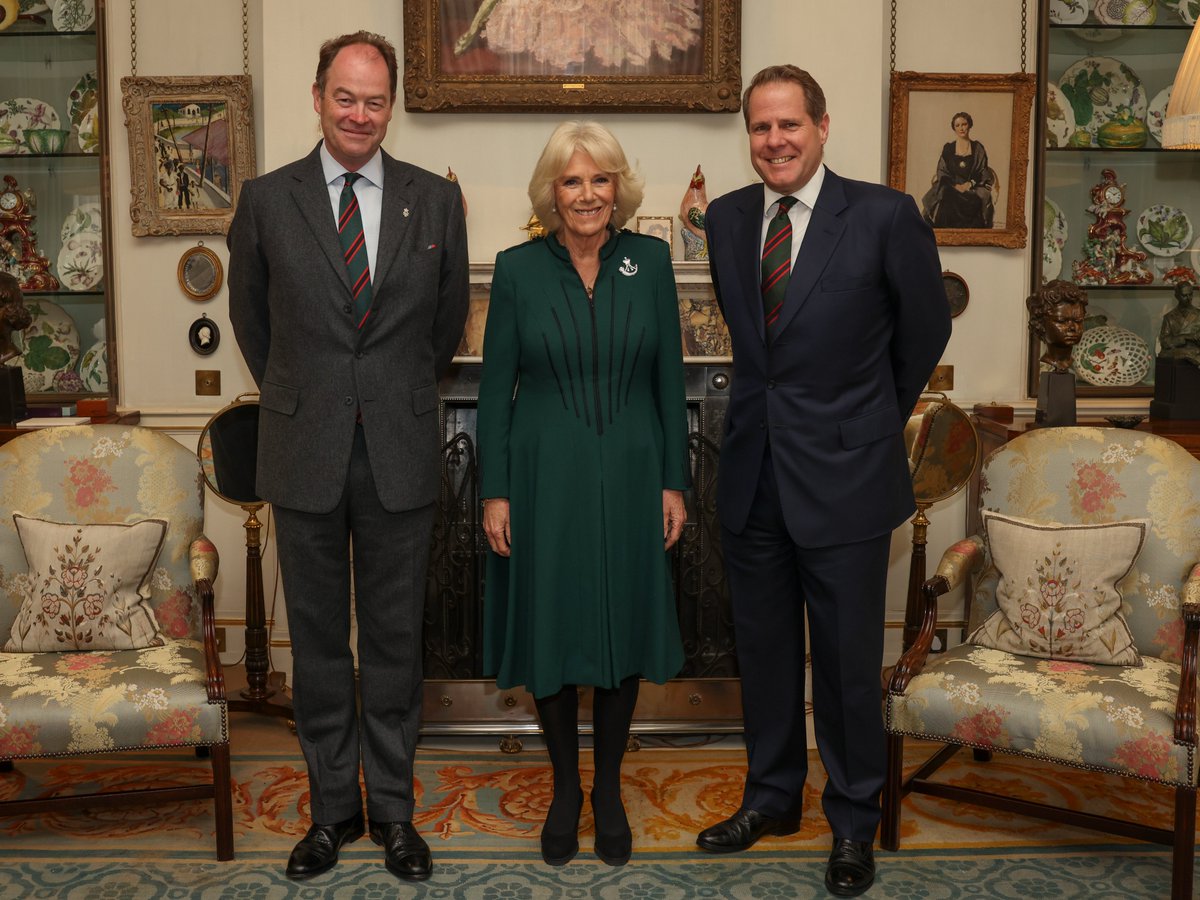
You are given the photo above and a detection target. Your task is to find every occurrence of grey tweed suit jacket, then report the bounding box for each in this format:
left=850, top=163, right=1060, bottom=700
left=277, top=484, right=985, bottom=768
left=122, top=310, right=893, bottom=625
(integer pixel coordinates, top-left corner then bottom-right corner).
left=228, top=143, right=470, bottom=514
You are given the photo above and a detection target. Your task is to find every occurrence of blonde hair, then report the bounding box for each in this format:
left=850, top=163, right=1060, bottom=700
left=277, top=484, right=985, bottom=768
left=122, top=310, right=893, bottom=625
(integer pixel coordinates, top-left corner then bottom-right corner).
left=528, top=121, right=645, bottom=233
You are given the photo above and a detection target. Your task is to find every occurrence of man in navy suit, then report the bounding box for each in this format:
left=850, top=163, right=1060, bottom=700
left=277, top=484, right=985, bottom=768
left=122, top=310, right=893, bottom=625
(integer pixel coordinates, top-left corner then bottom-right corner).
left=229, top=31, right=469, bottom=884
left=695, top=65, right=950, bottom=897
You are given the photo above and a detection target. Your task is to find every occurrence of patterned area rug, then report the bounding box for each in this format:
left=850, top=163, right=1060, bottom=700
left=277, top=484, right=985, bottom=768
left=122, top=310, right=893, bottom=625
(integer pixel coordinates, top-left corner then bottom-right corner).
left=0, top=715, right=1186, bottom=897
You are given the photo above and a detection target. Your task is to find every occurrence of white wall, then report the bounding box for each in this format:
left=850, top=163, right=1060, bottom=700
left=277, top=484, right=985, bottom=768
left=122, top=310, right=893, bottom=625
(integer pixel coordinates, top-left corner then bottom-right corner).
left=99, top=1, right=1072, bottom=672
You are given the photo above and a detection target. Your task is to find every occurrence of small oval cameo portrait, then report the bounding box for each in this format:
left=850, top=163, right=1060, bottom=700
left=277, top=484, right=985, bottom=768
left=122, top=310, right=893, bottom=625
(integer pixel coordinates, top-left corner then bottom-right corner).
left=189, top=316, right=220, bottom=355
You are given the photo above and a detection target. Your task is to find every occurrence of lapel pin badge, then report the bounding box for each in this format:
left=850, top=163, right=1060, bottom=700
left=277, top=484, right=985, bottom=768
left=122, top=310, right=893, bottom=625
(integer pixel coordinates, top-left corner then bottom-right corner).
left=403, top=207, right=410, bottom=217
left=619, top=257, right=638, bottom=276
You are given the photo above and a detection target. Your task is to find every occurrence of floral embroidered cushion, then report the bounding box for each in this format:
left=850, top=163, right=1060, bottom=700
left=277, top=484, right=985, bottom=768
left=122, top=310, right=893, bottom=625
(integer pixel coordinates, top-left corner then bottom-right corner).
left=5, top=515, right=167, bottom=652
left=967, top=511, right=1146, bottom=665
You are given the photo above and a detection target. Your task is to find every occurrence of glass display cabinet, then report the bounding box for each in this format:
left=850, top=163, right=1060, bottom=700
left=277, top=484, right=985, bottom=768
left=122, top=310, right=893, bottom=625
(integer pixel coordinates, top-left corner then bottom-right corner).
left=0, top=2, right=116, bottom=405
left=1030, top=1, right=1198, bottom=398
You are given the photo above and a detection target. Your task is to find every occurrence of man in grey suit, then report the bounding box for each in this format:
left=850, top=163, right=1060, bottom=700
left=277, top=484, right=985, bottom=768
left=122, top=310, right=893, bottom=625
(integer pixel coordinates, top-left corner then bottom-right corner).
left=228, top=31, right=469, bottom=882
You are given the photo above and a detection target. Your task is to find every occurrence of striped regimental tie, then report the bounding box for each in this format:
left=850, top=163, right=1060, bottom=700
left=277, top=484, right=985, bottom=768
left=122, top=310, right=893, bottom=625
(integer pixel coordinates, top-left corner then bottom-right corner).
left=338, top=172, right=373, bottom=328
left=761, top=194, right=798, bottom=337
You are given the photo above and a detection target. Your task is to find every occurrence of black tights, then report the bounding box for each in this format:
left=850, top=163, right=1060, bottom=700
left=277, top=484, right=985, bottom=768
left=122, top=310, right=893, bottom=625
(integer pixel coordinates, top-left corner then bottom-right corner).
left=534, top=675, right=640, bottom=834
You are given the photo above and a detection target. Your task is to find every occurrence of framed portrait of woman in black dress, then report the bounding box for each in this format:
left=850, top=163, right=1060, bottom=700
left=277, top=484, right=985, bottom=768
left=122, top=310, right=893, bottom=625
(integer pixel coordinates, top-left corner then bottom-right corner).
left=887, top=72, right=1035, bottom=248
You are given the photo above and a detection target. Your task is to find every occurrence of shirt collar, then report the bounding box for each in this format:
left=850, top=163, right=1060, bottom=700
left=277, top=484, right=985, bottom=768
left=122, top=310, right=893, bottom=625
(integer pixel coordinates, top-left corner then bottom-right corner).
left=319, top=142, right=384, bottom=189
left=762, top=163, right=825, bottom=218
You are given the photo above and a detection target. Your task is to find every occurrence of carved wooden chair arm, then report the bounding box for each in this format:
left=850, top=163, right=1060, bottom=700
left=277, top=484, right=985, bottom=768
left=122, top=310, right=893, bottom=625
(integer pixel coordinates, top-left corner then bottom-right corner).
left=1174, top=563, right=1200, bottom=746
left=190, top=536, right=226, bottom=704
left=888, top=575, right=951, bottom=695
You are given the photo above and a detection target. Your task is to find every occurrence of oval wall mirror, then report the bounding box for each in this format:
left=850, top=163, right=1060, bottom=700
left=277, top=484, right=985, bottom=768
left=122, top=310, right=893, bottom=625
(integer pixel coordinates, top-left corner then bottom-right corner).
left=906, top=396, right=980, bottom=505
left=197, top=395, right=260, bottom=506
left=178, top=243, right=224, bottom=302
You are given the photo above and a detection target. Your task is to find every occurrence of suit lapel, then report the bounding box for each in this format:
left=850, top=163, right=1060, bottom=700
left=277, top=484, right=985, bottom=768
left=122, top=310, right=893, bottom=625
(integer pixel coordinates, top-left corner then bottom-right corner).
left=771, top=170, right=848, bottom=340
left=290, top=144, right=352, bottom=296
left=731, top=186, right=767, bottom=346
left=371, top=152, right=413, bottom=290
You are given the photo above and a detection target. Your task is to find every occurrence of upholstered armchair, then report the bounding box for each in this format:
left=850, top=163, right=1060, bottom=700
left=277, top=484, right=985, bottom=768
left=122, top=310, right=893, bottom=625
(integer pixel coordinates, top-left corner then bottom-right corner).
left=883, top=426, right=1200, bottom=900
left=0, top=425, right=232, bottom=859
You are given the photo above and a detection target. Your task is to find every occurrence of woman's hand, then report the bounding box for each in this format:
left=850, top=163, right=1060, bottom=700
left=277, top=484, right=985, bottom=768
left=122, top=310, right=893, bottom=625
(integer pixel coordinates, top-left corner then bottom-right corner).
left=663, top=490, right=686, bottom=550
left=483, top=498, right=512, bottom=557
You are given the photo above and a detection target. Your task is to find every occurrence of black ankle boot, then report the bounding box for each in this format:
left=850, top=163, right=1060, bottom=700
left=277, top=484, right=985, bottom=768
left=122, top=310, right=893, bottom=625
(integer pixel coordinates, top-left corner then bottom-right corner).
left=590, top=788, right=632, bottom=866
left=590, top=676, right=639, bottom=866
left=541, top=787, right=583, bottom=865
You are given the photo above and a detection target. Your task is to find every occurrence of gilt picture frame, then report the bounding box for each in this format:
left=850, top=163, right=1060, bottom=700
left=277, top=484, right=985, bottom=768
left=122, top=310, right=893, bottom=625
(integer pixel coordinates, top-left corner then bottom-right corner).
left=404, top=0, right=742, bottom=112
left=888, top=71, right=1035, bottom=249
left=120, top=75, right=256, bottom=237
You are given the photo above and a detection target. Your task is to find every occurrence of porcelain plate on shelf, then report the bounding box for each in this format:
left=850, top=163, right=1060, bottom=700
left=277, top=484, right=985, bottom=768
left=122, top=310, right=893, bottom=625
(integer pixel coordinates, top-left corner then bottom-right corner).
left=1044, top=198, right=1069, bottom=251
left=1093, top=0, right=1159, bottom=25
left=56, top=230, right=103, bottom=291
left=1046, top=83, right=1078, bottom=148
left=0, top=97, right=61, bottom=156
left=1165, top=0, right=1198, bottom=23
left=1136, top=204, right=1192, bottom=257
left=52, top=0, right=94, bottom=32
left=1058, top=56, right=1147, bottom=142
left=1050, top=0, right=1090, bottom=22
left=13, top=298, right=80, bottom=394
left=67, top=71, right=98, bottom=152
left=60, top=202, right=102, bottom=243
left=1148, top=84, right=1172, bottom=146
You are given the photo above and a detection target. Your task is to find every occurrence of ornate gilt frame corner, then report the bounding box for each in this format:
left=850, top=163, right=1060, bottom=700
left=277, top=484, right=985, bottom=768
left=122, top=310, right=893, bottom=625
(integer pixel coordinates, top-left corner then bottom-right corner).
left=888, top=71, right=1035, bottom=250
left=120, top=75, right=256, bottom=237
left=403, top=0, right=742, bottom=113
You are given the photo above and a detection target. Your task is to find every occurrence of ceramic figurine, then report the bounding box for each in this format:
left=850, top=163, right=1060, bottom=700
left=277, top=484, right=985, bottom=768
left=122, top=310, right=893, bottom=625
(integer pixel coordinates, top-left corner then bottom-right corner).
left=1071, top=169, right=1152, bottom=286
left=447, top=167, right=468, bottom=217
left=678, top=165, right=708, bottom=261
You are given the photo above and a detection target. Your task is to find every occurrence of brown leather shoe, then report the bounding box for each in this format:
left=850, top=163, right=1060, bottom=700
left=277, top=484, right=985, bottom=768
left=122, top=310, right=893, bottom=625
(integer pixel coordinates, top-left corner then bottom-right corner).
left=825, top=837, right=875, bottom=897
left=370, top=820, right=433, bottom=882
left=285, top=810, right=365, bottom=880
left=695, top=808, right=800, bottom=853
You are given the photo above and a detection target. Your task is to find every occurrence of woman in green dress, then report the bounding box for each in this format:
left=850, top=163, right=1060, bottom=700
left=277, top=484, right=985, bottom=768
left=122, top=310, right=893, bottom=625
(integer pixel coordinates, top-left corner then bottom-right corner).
left=478, top=121, right=689, bottom=867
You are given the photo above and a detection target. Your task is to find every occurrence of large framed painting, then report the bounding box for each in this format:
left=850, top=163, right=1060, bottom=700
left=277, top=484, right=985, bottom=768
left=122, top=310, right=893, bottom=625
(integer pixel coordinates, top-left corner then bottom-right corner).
left=888, top=71, right=1035, bottom=249
left=404, top=0, right=742, bottom=112
left=120, top=76, right=256, bottom=237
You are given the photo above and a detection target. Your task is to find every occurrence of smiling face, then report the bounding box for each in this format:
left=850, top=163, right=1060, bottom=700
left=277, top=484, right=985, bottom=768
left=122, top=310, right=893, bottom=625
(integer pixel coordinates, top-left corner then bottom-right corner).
left=746, top=80, right=829, bottom=195
left=553, top=149, right=616, bottom=242
left=312, top=43, right=394, bottom=172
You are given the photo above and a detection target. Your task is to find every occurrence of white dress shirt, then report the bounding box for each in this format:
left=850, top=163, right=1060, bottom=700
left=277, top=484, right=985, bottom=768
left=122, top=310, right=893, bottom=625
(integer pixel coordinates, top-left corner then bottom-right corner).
left=760, top=163, right=826, bottom=275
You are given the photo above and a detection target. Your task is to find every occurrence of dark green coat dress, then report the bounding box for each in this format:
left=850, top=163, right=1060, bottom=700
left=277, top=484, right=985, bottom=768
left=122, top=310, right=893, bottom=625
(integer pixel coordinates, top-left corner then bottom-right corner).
left=478, top=229, right=689, bottom=698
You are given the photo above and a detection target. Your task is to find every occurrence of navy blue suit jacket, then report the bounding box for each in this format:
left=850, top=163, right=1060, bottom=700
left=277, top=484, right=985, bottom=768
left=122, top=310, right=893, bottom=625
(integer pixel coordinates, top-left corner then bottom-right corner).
left=705, top=169, right=951, bottom=548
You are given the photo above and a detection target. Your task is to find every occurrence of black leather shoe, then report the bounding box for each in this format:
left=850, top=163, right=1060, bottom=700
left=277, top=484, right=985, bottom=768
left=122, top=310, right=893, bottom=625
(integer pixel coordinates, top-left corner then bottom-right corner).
left=370, top=820, right=433, bottom=882
left=825, top=838, right=875, bottom=897
left=695, top=808, right=800, bottom=853
left=285, top=810, right=365, bottom=880
left=541, top=789, right=583, bottom=866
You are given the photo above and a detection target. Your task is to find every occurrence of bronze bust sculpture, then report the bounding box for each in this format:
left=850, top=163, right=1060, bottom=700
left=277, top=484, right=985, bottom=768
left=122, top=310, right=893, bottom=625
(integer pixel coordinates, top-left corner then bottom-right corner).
left=1026, top=279, right=1088, bottom=373
left=0, top=272, right=32, bottom=364
left=1158, top=282, right=1200, bottom=368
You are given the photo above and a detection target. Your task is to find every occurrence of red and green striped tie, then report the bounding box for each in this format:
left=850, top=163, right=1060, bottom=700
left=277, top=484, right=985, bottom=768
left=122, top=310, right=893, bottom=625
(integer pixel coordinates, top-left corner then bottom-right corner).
left=761, top=195, right=798, bottom=336
left=338, top=172, right=372, bottom=328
